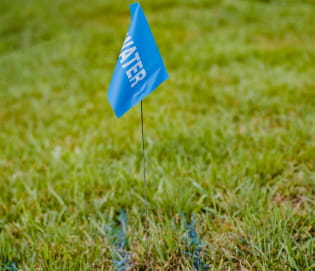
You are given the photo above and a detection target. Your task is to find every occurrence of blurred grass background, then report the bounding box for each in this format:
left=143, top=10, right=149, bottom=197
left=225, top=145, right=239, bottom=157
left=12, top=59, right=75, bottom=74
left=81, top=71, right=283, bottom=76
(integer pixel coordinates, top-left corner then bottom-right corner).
left=0, top=0, right=315, bottom=270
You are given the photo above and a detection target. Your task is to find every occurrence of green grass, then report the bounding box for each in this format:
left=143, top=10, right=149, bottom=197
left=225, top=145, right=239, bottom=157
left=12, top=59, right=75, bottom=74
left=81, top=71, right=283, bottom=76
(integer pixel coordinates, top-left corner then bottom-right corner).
left=1, top=0, right=315, bottom=270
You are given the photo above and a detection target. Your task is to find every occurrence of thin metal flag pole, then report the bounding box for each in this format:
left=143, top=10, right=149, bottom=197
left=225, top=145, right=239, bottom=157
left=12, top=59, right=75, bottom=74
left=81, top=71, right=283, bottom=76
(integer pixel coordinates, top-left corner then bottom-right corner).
left=140, top=101, right=150, bottom=269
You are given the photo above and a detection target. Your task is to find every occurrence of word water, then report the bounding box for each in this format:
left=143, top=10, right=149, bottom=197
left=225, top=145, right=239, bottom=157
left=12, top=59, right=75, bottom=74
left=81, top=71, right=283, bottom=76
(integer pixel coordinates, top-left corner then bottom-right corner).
left=119, top=34, right=147, bottom=88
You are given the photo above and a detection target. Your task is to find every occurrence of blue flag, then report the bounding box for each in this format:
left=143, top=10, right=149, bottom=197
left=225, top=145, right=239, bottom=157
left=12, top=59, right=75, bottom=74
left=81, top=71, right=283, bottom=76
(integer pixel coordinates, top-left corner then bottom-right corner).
left=107, top=2, right=169, bottom=118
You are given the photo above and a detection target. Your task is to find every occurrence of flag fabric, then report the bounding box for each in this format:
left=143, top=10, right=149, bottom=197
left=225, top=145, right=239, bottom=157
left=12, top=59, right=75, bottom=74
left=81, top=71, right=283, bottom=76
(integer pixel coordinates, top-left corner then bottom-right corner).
left=107, top=2, right=169, bottom=118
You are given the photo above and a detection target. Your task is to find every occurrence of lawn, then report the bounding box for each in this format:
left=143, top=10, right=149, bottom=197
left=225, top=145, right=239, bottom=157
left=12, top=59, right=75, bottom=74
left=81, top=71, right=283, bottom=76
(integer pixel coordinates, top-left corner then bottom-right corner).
left=0, top=0, right=315, bottom=270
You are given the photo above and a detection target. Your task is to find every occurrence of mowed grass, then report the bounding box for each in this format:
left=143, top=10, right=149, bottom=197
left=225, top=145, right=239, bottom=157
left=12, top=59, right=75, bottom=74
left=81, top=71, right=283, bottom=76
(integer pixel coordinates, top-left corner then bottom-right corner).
left=1, top=0, right=315, bottom=270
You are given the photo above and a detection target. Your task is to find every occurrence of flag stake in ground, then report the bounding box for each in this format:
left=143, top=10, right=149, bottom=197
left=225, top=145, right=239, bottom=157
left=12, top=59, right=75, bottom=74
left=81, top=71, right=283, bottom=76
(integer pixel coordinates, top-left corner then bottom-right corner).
left=107, top=2, right=169, bottom=268
left=140, top=100, right=150, bottom=268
